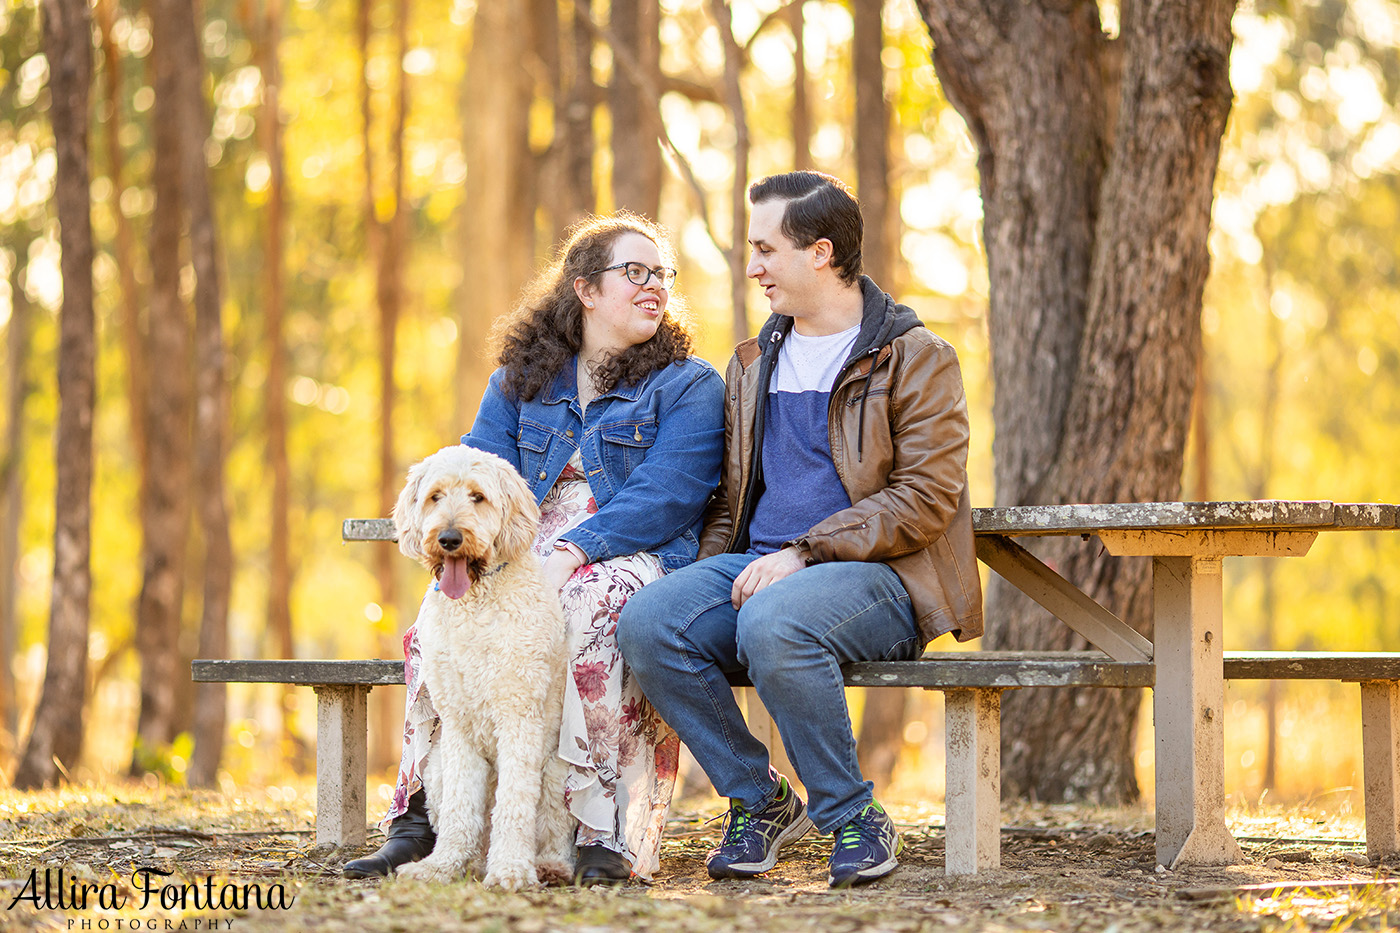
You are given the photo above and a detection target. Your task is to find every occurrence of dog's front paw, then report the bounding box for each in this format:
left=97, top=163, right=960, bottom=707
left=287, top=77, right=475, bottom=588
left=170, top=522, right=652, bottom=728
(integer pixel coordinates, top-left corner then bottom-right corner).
left=398, top=855, right=462, bottom=884
left=482, top=862, right=537, bottom=891
left=536, top=860, right=574, bottom=886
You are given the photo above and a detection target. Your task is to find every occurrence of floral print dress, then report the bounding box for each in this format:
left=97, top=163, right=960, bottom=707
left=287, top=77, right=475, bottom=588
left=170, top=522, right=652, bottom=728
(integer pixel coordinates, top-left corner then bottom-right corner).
left=385, top=450, right=680, bottom=880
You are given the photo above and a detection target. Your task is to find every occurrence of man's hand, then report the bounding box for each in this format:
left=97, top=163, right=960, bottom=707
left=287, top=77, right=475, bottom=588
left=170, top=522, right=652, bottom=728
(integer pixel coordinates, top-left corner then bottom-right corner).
left=542, top=545, right=585, bottom=592
left=732, top=546, right=808, bottom=608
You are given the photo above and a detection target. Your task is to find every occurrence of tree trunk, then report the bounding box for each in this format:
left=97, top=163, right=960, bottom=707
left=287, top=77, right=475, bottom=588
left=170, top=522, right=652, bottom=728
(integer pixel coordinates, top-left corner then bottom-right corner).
left=789, top=1, right=810, bottom=172
left=709, top=0, right=748, bottom=345
left=1252, top=253, right=1283, bottom=793
left=851, top=0, right=905, bottom=791
left=254, top=0, right=299, bottom=763
left=609, top=0, right=661, bottom=217
left=1, top=252, right=32, bottom=745
left=916, top=0, right=1235, bottom=802
left=531, top=0, right=563, bottom=241
left=161, top=0, right=234, bottom=788
left=453, top=0, right=532, bottom=427
left=14, top=0, right=95, bottom=790
left=373, top=0, right=411, bottom=774
left=853, top=0, right=892, bottom=289
left=559, top=0, right=596, bottom=227
left=131, top=0, right=193, bottom=775
left=1189, top=356, right=1210, bottom=501
left=96, top=0, right=148, bottom=515
left=357, top=0, right=414, bottom=772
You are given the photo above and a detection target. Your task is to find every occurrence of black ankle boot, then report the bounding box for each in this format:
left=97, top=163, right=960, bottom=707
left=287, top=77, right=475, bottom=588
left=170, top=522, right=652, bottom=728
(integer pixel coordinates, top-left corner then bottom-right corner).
left=343, top=789, right=436, bottom=879
left=573, top=844, right=630, bottom=886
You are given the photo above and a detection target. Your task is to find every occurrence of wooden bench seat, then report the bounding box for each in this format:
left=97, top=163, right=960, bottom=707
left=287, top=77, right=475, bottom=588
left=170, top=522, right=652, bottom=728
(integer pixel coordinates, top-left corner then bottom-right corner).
left=1222, top=651, right=1400, bottom=864
left=193, top=650, right=1400, bottom=874
left=726, top=651, right=1154, bottom=874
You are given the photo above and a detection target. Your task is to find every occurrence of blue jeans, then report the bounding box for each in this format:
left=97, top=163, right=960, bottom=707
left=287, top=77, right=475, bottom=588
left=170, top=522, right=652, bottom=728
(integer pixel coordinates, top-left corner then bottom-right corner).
left=617, top=552, right=922, bottom=832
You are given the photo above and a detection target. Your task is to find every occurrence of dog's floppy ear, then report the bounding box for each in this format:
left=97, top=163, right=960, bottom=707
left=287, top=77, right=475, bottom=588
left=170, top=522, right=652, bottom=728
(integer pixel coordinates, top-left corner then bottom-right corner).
left=393, top=457, right=428, bottom=561
left=492, top=462, right=540, bottom=562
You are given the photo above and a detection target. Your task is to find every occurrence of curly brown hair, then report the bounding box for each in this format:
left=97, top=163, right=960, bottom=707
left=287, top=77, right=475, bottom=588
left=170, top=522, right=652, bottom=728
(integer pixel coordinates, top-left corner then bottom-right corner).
left=492, top=212, right=694, bottom=401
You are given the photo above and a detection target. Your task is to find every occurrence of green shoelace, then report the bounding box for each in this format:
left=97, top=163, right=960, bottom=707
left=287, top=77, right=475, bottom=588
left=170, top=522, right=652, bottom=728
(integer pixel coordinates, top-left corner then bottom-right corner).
left=834, top=804, right=881, bottom=851
left=722, top=806, right=754, bottom=845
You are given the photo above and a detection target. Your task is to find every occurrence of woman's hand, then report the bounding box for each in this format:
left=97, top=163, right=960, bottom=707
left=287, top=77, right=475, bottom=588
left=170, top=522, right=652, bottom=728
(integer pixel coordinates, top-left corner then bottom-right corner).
left=542, top=545, right=586, bottom=592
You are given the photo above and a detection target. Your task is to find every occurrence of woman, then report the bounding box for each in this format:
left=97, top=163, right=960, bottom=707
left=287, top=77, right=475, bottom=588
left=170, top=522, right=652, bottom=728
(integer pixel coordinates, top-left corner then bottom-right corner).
left=344, top=212, right=724, bottom=884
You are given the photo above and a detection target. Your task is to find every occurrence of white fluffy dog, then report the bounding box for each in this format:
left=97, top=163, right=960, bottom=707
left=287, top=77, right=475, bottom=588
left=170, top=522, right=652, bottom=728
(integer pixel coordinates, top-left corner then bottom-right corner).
left=392, top=445, right=575, bottom=889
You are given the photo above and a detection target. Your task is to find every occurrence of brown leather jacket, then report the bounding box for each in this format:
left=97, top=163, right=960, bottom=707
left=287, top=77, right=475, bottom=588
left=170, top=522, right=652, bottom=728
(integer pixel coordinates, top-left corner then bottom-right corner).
left=698, top=277, right=984, bottom=643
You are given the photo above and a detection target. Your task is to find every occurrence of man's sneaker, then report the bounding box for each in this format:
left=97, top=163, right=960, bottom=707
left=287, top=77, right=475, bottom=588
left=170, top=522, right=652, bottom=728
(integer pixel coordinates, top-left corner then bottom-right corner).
left=827, top=800, right=902, bottom=888
left=706, top=775, right=815, bottom=879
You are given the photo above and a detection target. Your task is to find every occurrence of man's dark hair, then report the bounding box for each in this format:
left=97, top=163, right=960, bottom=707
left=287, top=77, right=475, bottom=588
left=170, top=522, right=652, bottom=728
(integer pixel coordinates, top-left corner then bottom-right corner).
left=748, top=171, right=863, bottom=285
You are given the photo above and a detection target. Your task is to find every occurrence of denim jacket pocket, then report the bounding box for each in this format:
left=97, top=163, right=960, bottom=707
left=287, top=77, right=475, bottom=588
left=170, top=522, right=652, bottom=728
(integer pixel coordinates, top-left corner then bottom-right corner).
left=516, top=421, right=553, bottom=484
left=600, top=420, right=657, bottom=475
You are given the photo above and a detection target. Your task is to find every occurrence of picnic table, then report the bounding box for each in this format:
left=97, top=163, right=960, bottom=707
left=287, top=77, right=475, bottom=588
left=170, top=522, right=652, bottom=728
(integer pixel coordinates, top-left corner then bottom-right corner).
left=976, top=500, right=1399, bottom=868
left=196, top=499, right=1400, bottom=874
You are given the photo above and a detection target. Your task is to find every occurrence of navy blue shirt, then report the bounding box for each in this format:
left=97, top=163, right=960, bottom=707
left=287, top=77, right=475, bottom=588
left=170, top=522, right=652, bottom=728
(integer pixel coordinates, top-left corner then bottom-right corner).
left=746, top=325, right=859, bottom=555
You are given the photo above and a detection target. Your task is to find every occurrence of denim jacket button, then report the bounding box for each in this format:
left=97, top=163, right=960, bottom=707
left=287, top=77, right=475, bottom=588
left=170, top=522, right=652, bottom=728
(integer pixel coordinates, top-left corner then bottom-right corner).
left=634, top=429, right=643, bottom=441
left=565, top=429, right=574, bottom=438
left=539, top=471, right=547, bottom=480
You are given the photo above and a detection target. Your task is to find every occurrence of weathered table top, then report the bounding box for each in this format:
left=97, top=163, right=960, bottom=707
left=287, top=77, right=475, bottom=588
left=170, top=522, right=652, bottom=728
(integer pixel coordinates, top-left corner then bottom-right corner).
left=972, top=500, right=1398, bottom=536
left=345, top=501, right=1399, bottom=543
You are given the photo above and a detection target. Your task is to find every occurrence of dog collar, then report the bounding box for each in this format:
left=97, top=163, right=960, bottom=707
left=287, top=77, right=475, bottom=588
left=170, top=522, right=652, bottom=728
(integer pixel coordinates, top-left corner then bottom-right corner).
left=432, top=561, right=509, bottom=592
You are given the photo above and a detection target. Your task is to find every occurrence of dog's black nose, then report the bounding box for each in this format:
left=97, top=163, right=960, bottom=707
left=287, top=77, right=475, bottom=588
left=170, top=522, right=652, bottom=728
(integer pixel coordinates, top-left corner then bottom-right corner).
left=438, top=528, right=463, bottom=552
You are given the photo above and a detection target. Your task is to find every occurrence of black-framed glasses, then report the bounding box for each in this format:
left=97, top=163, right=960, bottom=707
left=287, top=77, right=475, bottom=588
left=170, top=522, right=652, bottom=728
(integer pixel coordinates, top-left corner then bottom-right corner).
left=587, top=261, right=677, bottom=289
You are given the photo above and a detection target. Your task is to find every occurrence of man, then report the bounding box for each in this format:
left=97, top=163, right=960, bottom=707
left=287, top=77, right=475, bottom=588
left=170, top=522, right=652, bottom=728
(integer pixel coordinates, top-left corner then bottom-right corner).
left=617, top=171, right=983, bottom=888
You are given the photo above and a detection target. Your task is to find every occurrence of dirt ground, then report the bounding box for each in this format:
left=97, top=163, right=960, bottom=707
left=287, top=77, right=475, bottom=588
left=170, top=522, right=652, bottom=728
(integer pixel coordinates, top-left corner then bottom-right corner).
left=2, top=786, right=1399, bottom=932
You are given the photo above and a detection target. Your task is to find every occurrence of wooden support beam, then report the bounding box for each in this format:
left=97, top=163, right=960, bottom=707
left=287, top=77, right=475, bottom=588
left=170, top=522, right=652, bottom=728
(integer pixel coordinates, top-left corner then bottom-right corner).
left=1098, top=529, right=1317, bottom=558
left=976, top=535, right=1152, bottom=662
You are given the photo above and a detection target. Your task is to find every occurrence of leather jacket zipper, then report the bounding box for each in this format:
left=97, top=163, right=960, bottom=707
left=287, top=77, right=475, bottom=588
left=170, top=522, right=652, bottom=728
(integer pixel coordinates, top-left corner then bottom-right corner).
left=727, top=329, right=783, bottom=553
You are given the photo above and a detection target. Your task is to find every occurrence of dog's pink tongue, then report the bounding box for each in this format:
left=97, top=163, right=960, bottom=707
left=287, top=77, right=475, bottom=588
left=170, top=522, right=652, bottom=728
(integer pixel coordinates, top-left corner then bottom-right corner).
left=440, top=556, right=472, bottom=600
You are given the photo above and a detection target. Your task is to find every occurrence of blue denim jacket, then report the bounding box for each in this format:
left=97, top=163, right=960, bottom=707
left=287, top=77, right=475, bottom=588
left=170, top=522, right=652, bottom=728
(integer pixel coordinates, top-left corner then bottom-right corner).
left=462, top=356, right=725, bottom=572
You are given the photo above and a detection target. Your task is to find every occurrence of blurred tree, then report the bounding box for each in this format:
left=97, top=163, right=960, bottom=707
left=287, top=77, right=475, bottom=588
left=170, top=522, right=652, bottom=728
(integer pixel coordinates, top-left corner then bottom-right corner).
left=95, top=0, right=147, bottom=509
left=611, top=0, right=662, bottom=217
left=452, top=0, right=532, bottom=428
left=710, top=0, right=749, bottom=344
left=558, top=0, right=597, bottom=227
left=253, top=0, right=300, bottom=761
left=1250, top=250, right=1284, bottom=792
left=14, top=0, right=95, bottom=790
left=359, top=0, right=411, bottom=772
left=917, top=0, right=1236, bottom=801
left=0, top=3, right=42, bottom=747
left=131, top=0, right=194, bottom=776
left=531, top=0, right=562, bottom=239
left=1, top=252, right=29, bottom=746
left=167, top=0, right=233, bottom=788
left=851, top=0, right=905, bottom=793
left=789, top=1, right=810, bottom=171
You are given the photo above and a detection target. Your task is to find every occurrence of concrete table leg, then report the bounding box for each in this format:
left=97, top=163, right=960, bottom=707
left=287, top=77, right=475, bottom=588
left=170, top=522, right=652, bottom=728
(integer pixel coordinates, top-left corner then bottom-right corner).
left=312, top=684, right=370, bottom=847
left=1360, top=681, right=1400, bottom=860
left=944, top=688, right=1001, bottom=875
left=1152, top=556, right=1243, bottom=868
